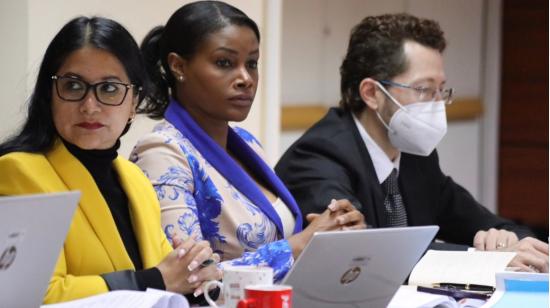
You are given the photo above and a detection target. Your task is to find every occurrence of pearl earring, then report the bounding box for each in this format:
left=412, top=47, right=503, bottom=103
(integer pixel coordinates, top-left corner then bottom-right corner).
left=178, top=76, right=184, bottom=81
left=128, top=114, right=136, bottom=124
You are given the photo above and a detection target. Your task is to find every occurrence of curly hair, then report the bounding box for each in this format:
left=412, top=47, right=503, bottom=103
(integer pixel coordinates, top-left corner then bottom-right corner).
left=339, top=13, right=446, bottom=114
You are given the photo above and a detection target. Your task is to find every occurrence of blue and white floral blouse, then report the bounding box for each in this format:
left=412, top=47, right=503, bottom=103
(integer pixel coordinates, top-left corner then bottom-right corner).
left=130, top=120, right=296, bottom=281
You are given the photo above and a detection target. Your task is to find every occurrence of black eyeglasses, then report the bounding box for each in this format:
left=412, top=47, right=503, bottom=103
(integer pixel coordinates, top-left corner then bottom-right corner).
left=379, top=80, right=454, bottom=105
left=51, top=75, right=140, bottom=106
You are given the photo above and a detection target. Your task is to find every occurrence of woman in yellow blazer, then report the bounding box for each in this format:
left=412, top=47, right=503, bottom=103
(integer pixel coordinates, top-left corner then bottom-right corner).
left=0, top=16, right=221, bottom=304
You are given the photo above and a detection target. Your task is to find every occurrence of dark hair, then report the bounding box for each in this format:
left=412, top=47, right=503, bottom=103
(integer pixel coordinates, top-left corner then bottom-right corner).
left=139, top=0, right=260, bottom=119
left=339, top=13, right=446, bottom=114
left=0, top=16, right=150, bottom=156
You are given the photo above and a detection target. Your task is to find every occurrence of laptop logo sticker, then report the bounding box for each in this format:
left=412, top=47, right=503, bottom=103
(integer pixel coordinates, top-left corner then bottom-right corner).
left=340, top=266, right=361, bottom=284
left=0, top=231, right=23, bottom=271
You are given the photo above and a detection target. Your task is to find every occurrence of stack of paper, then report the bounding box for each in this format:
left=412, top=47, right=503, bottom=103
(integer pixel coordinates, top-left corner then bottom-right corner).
left=40, top=288, right=189, bottom=308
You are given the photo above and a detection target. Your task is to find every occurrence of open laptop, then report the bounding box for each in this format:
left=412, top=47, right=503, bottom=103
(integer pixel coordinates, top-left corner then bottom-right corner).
left=282, top=225, right=438, bottom=308
left=0, top=191, right=80, bottom=308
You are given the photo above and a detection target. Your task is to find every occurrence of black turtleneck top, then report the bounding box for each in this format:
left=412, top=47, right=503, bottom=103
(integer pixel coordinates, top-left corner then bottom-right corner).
left=62, top=139, right=164, bottom=291
left=63, top=139, right=217, bottom=305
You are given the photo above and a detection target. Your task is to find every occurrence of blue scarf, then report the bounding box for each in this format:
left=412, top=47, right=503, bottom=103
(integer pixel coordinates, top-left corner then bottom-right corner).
left=165, top=99, right=303, bottom=237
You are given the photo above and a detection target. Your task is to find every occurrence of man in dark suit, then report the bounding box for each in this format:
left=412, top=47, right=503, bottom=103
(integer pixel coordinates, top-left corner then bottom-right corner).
left=276, top=13, right=548, bottom=272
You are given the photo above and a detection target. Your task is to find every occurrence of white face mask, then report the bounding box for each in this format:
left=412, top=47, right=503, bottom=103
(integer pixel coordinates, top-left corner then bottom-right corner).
left=375, top=82, right=447, bottom=156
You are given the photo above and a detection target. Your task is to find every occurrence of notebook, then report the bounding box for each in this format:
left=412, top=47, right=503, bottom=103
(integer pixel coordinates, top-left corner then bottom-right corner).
left=408, top=249, right=516, bottom=288
left=388, top=285, right=486, bottom=308
left=0, top=191, right=80, bottom=308
left=281, top=226, right=439, bottom=308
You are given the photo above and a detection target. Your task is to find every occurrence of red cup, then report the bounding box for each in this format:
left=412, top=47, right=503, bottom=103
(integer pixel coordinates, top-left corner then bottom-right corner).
left=237, top=285, right=292, bottom=308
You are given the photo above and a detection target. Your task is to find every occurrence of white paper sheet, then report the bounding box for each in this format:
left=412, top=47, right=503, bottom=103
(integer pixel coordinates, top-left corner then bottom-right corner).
left=40, top=288, right=189, bottom=308
left=409, top=250, right=516, bottom=287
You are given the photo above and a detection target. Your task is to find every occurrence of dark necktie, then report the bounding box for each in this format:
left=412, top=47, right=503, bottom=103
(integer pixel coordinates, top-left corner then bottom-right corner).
left=382, top=168, right=408, bottom=227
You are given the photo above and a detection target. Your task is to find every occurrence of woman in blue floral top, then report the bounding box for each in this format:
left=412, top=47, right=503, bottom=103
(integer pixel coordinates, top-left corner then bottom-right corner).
left=131, top=1, right=366, bottom=287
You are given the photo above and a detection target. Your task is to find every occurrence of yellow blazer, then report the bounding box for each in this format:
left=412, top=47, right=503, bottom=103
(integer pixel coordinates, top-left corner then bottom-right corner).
left=0, top=141, right=172, bottom=304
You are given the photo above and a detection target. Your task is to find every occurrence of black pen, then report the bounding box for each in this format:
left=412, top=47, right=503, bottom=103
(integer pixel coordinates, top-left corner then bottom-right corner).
left=199, top=258, right=215, bottom=268
left=433, top=282, right=495, bottom=292
left=417, top=286, right=492, bottom=301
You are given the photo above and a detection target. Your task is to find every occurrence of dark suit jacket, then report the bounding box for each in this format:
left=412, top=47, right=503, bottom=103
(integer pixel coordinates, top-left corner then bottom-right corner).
left=275, top=107, right=533, bottom=245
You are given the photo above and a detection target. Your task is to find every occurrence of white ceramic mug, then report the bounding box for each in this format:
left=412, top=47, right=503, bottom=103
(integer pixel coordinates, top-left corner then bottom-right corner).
left=204, top=265, right=273, bottom=308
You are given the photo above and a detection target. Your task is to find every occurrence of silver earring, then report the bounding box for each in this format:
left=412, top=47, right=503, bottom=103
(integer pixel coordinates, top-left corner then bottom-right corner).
left=178, top=75, right=184, bottom=81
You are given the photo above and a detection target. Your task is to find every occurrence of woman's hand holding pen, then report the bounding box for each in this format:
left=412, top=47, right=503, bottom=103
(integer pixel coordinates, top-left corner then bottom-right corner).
left=156, top=235, right=222, bottom=296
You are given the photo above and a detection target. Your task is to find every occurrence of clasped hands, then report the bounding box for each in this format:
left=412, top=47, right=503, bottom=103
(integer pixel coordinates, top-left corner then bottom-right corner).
left=474, top=228, right=549, bottom=273
left=287, top=199, right=366, bottom=258
left=305, top=199, right=367, bottom=231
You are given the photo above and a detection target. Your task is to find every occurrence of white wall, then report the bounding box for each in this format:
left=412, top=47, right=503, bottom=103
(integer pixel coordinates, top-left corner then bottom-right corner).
left=0, top=1, right=28, bottom=139
left=0, top=0, right=500, bottom=211
left=0, top=0, right=270, bottom=158
left=479, top=0, right=502, bottom=215
left=281, top=0, right=491, bottom=207
left=409, top=0, right=485, bottom=203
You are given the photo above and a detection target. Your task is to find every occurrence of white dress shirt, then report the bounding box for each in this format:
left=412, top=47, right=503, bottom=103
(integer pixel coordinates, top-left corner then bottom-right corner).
left=353, top=114, right=401, bottom=184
